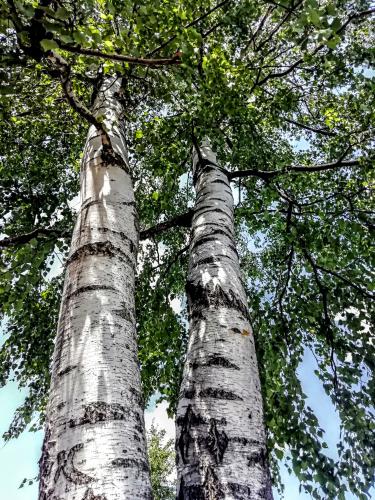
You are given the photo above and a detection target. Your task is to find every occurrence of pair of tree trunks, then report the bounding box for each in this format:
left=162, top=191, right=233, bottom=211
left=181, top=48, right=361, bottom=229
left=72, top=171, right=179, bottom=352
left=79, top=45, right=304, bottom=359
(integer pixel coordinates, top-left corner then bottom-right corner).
left=39, top=84, right=272, bottom=499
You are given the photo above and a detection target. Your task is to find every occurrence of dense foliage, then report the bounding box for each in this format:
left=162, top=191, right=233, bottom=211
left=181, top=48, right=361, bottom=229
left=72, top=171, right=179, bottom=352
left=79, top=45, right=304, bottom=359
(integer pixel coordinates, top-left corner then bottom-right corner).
left=0, top=0, right=374, bottom=497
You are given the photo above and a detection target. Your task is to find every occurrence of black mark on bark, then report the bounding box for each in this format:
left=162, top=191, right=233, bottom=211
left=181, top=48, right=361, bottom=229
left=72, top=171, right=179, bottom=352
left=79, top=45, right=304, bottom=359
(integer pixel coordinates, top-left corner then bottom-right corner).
left=195, top=207, right=231, bottom=220
left=186, top=281, right=250, bottom=322
left=58, top=365, right=77, bottom=377
left=191, top=230, right=236, bottom=251
left=177, top=405, right=204, bottom=464
left=112, top=303, right=134, bottom=322
left=212, top=178, right=228, bottom=186
left=248, top=448, right=267, bottom=468
left=55, top=443, right=94, bottom=485
left=83, top=226, right=136, bottom=254
left=206, top=419, right=228, bottom=464
left=66, top=241, right=134, bottom=269
left=130, top=386, right=144, bottom=408
left=190, top=355, right=240, bottom=371
left=101, top=143, right=130, bottom=173
left=227, top=482, right=252, bottom=498
left=231, top=436, right=262, bottom=446
left=203, top=465, right=225, bottom=499
left=66, top=284, right=118, bottom=300
left=177, top=465, right=224, bottom=500
left=193, top=254, right=235, bottom=268
left=199, top=387, right=243, bottom=401
left=69, top=402, right=127, bottom=427
left=82, top=488, right=107, bottom=500
left=182, top=387, right=196, bottom=399
left=192, top=221, right=234, bottom=238
left=111, top=457, right=149, bottom=472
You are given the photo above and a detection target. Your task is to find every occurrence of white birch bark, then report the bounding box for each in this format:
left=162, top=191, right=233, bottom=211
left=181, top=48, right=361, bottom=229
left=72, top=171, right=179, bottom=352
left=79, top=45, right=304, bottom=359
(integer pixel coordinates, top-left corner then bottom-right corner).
left=39, top=77, right=152, bottom=500
left=176, top=141, right=273, bottom=499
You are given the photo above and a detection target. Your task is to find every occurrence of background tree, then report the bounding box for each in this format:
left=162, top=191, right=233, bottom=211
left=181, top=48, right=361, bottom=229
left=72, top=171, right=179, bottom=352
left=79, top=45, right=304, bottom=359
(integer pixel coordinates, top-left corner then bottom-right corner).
left=0, top=0, right=374, bottom=498
left=147, top=423, right=176, bottom=500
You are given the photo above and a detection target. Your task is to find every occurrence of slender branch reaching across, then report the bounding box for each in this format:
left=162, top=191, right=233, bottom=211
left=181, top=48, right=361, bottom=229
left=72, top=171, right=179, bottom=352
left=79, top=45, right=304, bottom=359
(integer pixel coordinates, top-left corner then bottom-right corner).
left=140, top=210, right=194, bottom=240
left=229, top=158, right=362, bottom=181
left=254, top=8, right=375, bottom=88
left=57, top=43, right=182, bottom=67
left=283, top=117, right=336, bottom=137
left=0, top=227, right=65, bottom=249
left=313, top=263, right=375, bottom=300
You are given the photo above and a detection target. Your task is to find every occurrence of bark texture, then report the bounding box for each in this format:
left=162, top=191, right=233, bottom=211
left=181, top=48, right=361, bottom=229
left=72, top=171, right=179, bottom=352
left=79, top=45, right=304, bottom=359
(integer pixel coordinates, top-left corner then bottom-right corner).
left=39, top=78, right=152, bottom=500
left=176, top=141, right=273, bottom=499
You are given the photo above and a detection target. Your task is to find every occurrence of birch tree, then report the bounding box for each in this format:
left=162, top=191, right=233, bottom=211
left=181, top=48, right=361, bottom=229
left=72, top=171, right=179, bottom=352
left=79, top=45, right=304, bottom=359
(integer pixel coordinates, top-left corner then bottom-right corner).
left=1, top=1, right=374, bottom=499
left=175, top=140, right=272, bottom=498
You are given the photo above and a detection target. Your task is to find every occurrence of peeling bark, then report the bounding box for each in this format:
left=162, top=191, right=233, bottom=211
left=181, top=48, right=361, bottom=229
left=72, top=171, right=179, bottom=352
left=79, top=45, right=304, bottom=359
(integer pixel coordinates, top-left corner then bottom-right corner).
left=176, top=140, right=273, bottom=499
left=39, top=78, right=152, bottom=499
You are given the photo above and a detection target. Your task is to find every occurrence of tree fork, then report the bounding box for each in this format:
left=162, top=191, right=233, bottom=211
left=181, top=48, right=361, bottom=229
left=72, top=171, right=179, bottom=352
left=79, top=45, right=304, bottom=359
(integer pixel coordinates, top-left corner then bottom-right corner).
left=176, top=140, right=273, bottom=499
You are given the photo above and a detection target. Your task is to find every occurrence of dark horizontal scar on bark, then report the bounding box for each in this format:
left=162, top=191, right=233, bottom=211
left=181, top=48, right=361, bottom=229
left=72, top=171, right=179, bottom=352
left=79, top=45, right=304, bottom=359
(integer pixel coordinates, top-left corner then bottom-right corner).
left=199, top=387, right=243, bottom=400
left=80, top=226, right=136, bottom=253
left=190, top=355, right=240, bottom=370
left=66, top=241, right=135, bottom=269
left=69, top=402, right=128, bottom=427
left=192, top=227, right=234, bottom=242
left=181, top=386, right=242, bottom=400
left=111, top=457, right=149, bottom=472
left=65, top=284, right=119, bottom=300
left=192, top=221, right=235, bottom=236
left=186, top=281, right=250, bottom=321
left=195, top=207, right=232, bottom=220
left=192, top=254, right=236, bottom=268
left=112, top=302, right=135, bottom=322
left=190, top=236, right=238, bottom=255
left=212, top=178, right=229, bottom=185
left=227, top=482, right=253, bottom=496
left=80, top=199, right=136, bottom=211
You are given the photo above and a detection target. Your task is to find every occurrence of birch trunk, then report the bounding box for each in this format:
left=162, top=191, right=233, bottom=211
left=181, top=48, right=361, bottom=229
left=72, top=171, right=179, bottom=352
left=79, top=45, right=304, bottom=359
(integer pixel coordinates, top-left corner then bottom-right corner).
left=39, top=77, right=152, bottom=500
left=176, top=141, right=273, bottom=499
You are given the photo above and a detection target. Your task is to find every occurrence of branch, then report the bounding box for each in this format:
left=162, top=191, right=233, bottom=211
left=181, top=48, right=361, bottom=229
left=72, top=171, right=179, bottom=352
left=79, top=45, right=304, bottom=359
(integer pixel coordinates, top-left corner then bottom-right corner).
left=229, top=158, right=362, bottom=181
left=47, top=51, right=106, bottom=132
left=6, top=0, right=108, bottom=135
left=0, top=227, right=64, bottom=249
left=314, top=263, right=375, bottom=300
left=57, top=43, right=181, bottom=67
left=254, top=8, right=375, bottom=88
left=145, top=0, right=231, bottom=57
left=140, top=210, right=193, bottom=240
left=283, top=117, right=336, bottom=137
left=255, top=0, right=303, bottom=53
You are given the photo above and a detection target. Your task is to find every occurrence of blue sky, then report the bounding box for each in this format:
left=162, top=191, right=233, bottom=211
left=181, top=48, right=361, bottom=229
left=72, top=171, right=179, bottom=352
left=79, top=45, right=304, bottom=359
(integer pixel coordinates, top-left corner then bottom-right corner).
left=1, top=349, right=372, bottom=499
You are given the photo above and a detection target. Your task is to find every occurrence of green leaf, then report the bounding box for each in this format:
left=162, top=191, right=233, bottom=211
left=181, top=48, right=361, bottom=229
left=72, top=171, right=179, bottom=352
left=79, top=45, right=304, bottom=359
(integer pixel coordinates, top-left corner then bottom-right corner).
left=40, top=39, right=59, bottom=51
left=326, top=36, right=340, bottom=49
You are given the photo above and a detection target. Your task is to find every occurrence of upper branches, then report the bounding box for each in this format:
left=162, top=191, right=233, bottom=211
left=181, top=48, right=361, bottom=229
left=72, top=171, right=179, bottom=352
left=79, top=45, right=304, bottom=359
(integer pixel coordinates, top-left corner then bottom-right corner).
left=229, top=158, right=362, bottom=181
left=56, top=43, right=181, bottom=67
